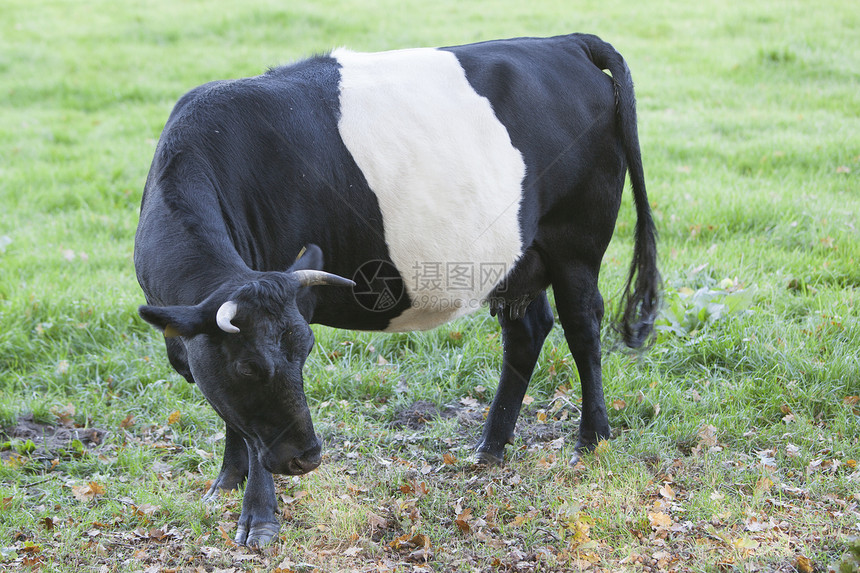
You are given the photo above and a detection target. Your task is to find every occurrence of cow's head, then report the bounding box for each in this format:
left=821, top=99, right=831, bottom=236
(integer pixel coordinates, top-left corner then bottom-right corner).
left=138, top=245, right=353, bottom=475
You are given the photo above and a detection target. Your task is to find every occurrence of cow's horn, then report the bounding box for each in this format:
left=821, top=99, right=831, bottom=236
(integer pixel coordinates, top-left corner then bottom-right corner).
left=216, top=301, right=240, bottom=333
left=293, top=270, right=356, bottom=288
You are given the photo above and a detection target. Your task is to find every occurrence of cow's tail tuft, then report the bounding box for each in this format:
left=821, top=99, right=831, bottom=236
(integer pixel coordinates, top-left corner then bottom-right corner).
left=582, top=35, right=661, bottom=349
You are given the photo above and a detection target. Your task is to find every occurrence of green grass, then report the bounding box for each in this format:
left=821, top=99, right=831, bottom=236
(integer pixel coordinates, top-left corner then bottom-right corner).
left=1, top=0, right=859, bottom=571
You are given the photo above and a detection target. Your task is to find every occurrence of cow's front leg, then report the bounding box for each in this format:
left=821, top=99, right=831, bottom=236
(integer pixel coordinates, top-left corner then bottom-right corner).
left=475, top=292, right=554, bottom=464
left=234, top=439, right=280, bottom=547
left=203, top=424, right=249, bottom=502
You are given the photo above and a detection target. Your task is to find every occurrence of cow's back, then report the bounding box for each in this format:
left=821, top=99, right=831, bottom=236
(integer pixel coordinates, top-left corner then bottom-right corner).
left=136, top=35, right=627, bottom=331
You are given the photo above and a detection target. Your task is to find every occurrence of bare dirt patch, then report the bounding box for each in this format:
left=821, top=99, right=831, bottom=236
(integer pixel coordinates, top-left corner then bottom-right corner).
left=0, top=414, right=107, bottom=465
left=389, top=400, right=446, bottom=430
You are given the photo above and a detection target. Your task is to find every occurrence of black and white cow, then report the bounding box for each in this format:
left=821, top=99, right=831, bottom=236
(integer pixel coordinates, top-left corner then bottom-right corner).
left=134, top=33, right=660, bottom=546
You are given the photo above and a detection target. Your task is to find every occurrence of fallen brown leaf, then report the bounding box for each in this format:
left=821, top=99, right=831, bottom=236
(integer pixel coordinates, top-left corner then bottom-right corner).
left=52, top=403, right=75, bottom=425
left=794, top=555, right=814, bottom=573
left=218, top=525, right=237, bottom=547
left=134, top=503, right=161, bottom=517
left=368, top=512, right=388, bottom=535
left=455, top=508, right=473, bottom=534
left=697, top=424, right=718, bottom=447
left=754, top=476, right=774, bottom=494
left=22, top=555, right=44, bottom=568
left=508, top=507, right=539, bottom=527
left=659, top=484, right=676, bottom=501
left=648, top=511, right=673, bottom=529
left=71, top=482, right=105, bottom=502
left=407, top=547, right=432, bottom=563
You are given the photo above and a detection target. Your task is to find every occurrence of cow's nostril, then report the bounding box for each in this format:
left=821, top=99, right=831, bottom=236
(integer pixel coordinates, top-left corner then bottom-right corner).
left=288, top=455, right=321, bottom=475
left=288, top=442, right=322, bottom=474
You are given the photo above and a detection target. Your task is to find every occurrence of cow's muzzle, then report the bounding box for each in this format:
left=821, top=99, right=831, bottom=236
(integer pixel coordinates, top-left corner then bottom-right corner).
left=286, top=444, right=322, bottom=474
left=260, top=438, right=322, bottom=476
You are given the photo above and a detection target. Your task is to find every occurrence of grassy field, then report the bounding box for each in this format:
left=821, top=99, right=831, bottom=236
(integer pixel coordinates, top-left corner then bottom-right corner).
left=1, top=0, right=858, bottom=571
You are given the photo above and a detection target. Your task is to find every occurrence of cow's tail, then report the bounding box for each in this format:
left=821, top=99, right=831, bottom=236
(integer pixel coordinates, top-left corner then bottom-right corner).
left=583, top=35, right=661, bottom=348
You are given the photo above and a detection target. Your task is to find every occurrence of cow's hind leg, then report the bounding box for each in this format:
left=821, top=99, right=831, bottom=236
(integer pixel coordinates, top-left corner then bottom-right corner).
left=202, top=425, right=249, bottom=502
left=234, top=439, right=280, bottom=547
left=550, top=262, right=610, bottom=465
left=475, top=291, right=554, bottom=464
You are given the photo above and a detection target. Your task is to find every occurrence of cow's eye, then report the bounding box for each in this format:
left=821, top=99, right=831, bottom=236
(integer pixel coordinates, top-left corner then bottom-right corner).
left=235, top=360, right=259, bottom=379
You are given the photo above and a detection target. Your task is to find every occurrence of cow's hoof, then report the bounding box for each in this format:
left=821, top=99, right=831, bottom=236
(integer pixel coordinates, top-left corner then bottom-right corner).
left=570, top=432, right=610, bottom=466
left=472, top=450, right=504, bottom=466
left=202, top=480, right=240, bottom=504
left=202, top=483, right=226, bottom=504
left=235, top=520, right=280, bottom=547
left=202, top=471, right=246, bottom=503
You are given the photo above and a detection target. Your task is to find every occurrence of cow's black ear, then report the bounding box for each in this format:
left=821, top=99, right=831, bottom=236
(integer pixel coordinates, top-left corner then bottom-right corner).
left=288, top=244, right=324, bottom=273
left=139, top=304, right=210, bottom=338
